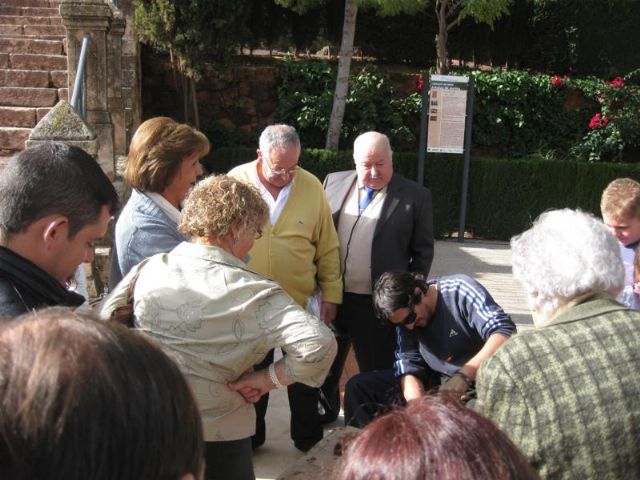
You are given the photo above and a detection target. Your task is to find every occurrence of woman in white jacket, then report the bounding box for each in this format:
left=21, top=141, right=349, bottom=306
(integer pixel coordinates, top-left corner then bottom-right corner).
left=102, top=175, right=336, bottom=480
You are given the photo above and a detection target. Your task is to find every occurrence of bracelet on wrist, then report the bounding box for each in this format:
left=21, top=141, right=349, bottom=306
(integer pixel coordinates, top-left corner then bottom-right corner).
left=454, top=370, right=473, bottom=385
left=268, top=363, right=285, bottom=389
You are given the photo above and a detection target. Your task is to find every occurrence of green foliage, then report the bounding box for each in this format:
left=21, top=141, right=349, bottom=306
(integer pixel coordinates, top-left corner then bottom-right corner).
left=275, top=62, right=640, bottom=161
left=458, top=0, right=512, bottom=27
left=472, top=70, right=589, bottom=157
left=568, top=75, right=640, bottom=162
left=135, top=0, right=250, bottom=79
left=526, top=0, right=640, bottom=76
left=206, top=146, right=640, bottom=240
left=276, top=59, right=419, bottom=150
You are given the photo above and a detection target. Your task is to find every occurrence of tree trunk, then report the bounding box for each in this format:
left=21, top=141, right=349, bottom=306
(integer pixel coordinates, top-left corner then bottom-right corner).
left=435, top=0, right=449, bottom=74
left=181, top=73, right=189, bottom=124
left=325, top=0, right=358, bottom=150
left=190, top=78, right=200, bottom=130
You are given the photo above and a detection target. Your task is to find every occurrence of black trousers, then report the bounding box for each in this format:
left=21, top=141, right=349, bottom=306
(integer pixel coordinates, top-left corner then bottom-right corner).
left=204, top=438, right=254, bottom=480
left=344, top=368, right=474, bottom=428
left=318, top=293, right=398, bottom=423
left=252, top=349, right=323, bottom=451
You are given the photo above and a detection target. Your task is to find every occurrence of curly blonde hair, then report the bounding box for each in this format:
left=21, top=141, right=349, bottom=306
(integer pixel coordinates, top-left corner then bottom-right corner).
left=179, top=175, right=268, bottom=240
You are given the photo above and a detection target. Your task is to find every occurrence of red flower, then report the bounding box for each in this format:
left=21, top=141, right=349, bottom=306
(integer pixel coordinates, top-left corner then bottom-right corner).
left=605, top=76, right=624, bottom=89
left=551, top=75, right=564, bottom=87
left=589, top=113, right=609, bottom=129
left=416, top=74, right=424, bottom=93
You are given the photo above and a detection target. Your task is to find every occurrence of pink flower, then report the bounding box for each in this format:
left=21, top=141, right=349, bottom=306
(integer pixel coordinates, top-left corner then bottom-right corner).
left=589, top=113, right=609, bottom=129
left=606, top=76, right=624, bottom=89
left=551, top=75, right=564, bottom=87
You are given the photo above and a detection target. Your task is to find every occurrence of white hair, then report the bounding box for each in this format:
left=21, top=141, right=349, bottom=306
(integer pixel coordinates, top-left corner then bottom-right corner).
left=511, top=209, right=624, bottom=325
left=353, top=131, right=393, bottom=160
left=259, top=124, right=300, bottom=158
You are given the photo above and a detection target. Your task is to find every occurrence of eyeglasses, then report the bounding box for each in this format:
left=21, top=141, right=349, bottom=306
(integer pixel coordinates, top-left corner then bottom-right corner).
left=255, top=227, right=263, bottom=240
left=266, top=162, right=299, bottom=177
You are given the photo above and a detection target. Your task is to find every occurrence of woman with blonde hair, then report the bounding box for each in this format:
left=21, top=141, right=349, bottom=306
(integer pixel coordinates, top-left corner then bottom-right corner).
left=110, top=117, right=210, bottom=287
left=101, top=175, right=337, bottom=480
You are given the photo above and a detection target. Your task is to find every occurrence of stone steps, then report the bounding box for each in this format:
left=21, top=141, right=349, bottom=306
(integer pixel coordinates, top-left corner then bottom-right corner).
left=0, top=86, right=58, bottom=107
left=7, top=53, right=67, bottom=70
left=0, top=37, right=64, bottom=55
left=0, top=69, right=67, bottom=88
left=0, top=7, right=60, bottom=17
left=0, top=106, right=38, bottom=127
left=0, top=0, right=66, bottom=158
left=0, top=126, right=31, bottom=152
left=0, top=24, right=66, bottom=38
left=1, top=0, right=60, bottom=8
left=0, top=15, right=62, bottom=26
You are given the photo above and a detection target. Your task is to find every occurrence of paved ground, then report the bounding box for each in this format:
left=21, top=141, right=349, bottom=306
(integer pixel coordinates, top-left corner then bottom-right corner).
left=253, top=239, right=532, bottom=479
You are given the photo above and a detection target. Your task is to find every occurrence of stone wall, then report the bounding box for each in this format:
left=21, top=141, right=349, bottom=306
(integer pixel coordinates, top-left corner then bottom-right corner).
left=141, top=51, right=282, bottom=147
left=140, top=51, right=423, bottom=149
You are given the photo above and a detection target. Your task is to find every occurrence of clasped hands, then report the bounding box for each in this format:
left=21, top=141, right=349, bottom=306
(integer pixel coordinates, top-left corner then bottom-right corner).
left=228, top=369, right=274, bottom=404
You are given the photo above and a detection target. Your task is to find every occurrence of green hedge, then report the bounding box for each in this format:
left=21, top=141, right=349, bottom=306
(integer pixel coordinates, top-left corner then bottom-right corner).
left=205, top=147, right=640, bottom=241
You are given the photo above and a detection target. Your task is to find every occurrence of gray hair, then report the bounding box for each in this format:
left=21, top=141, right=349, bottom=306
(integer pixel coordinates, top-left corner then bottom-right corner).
left=258, top=124, right=300, bottom=158
left=511, top=209, right=624, bottom=324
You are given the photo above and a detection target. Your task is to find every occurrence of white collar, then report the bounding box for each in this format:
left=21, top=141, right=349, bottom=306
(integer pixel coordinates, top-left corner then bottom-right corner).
left=146, top=191, right=181, bottom=224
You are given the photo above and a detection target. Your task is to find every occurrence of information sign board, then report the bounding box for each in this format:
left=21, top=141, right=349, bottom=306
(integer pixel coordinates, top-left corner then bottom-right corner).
left=426, top=75, right=470, bottom=154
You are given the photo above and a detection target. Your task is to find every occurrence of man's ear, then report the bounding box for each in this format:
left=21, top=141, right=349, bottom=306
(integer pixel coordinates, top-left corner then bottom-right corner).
left=256, top=149, right=263, bottom=162
left=42, top=216, right=69, bottom=251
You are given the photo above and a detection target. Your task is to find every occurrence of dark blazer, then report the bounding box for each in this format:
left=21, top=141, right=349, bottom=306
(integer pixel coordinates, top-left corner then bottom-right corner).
left=323, top=170, right=434, bottom=287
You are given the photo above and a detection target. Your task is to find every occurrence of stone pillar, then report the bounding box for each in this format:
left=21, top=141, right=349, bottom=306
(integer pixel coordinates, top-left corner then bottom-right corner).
left=118, top=0, right=142, bottom=151
left=107, top=6, right=126, bottom=157
left=60, top=0, right=115, bottom=178
left=26, top=100, right=98, bottom=156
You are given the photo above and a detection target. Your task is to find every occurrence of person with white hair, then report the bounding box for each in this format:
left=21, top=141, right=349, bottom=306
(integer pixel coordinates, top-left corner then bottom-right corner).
left=475, top=208, right=640, bottom=480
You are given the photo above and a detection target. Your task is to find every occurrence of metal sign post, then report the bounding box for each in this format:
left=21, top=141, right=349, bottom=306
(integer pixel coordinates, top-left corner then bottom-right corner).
left=424, top=74, right=475, bottom=242
left=457, top=76, right=475, bottom=243
left=416, top=71, right=429, bottom=187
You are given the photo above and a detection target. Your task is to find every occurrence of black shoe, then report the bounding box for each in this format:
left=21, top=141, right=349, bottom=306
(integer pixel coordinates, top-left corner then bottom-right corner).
left=294, top=438, right=320, bottom=453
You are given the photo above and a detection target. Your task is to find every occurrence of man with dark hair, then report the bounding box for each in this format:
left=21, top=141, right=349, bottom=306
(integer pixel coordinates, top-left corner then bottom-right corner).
left=343, top=270, right=515, bottom=428
left=0, top=142, right=119, bottom=317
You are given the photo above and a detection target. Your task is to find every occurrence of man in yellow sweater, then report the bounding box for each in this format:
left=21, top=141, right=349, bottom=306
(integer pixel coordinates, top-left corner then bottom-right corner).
left=228, top=124, right=342, bottom=452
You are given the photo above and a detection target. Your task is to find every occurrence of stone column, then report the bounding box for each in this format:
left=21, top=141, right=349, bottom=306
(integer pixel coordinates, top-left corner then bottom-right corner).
left=118, top=0, right=142, bottom=152
left=60, top=0, right=115, bottom=178
left=107, top=6, right=126, bottom=158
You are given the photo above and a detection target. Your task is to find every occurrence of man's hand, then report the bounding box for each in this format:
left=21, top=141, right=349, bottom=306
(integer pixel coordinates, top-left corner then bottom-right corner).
left=228, top=369, right=273, bottom=403
left=320, top=301, right=338, bottom=325
left=401, top=374, right=425, bottom=402
left=439, top=373, right=471, bottom=398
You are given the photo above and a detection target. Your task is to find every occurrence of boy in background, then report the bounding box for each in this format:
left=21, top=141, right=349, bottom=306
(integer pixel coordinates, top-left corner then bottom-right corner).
left=601, top=178, right=640, bottom=309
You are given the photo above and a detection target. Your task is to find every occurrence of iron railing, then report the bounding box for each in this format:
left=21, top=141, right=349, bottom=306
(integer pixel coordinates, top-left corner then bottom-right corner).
left=70, top=34, right=90, bottom=120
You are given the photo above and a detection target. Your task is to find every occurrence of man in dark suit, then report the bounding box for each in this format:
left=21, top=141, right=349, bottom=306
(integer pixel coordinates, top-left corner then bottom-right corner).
left=319, top=131, right=434, bottom=422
